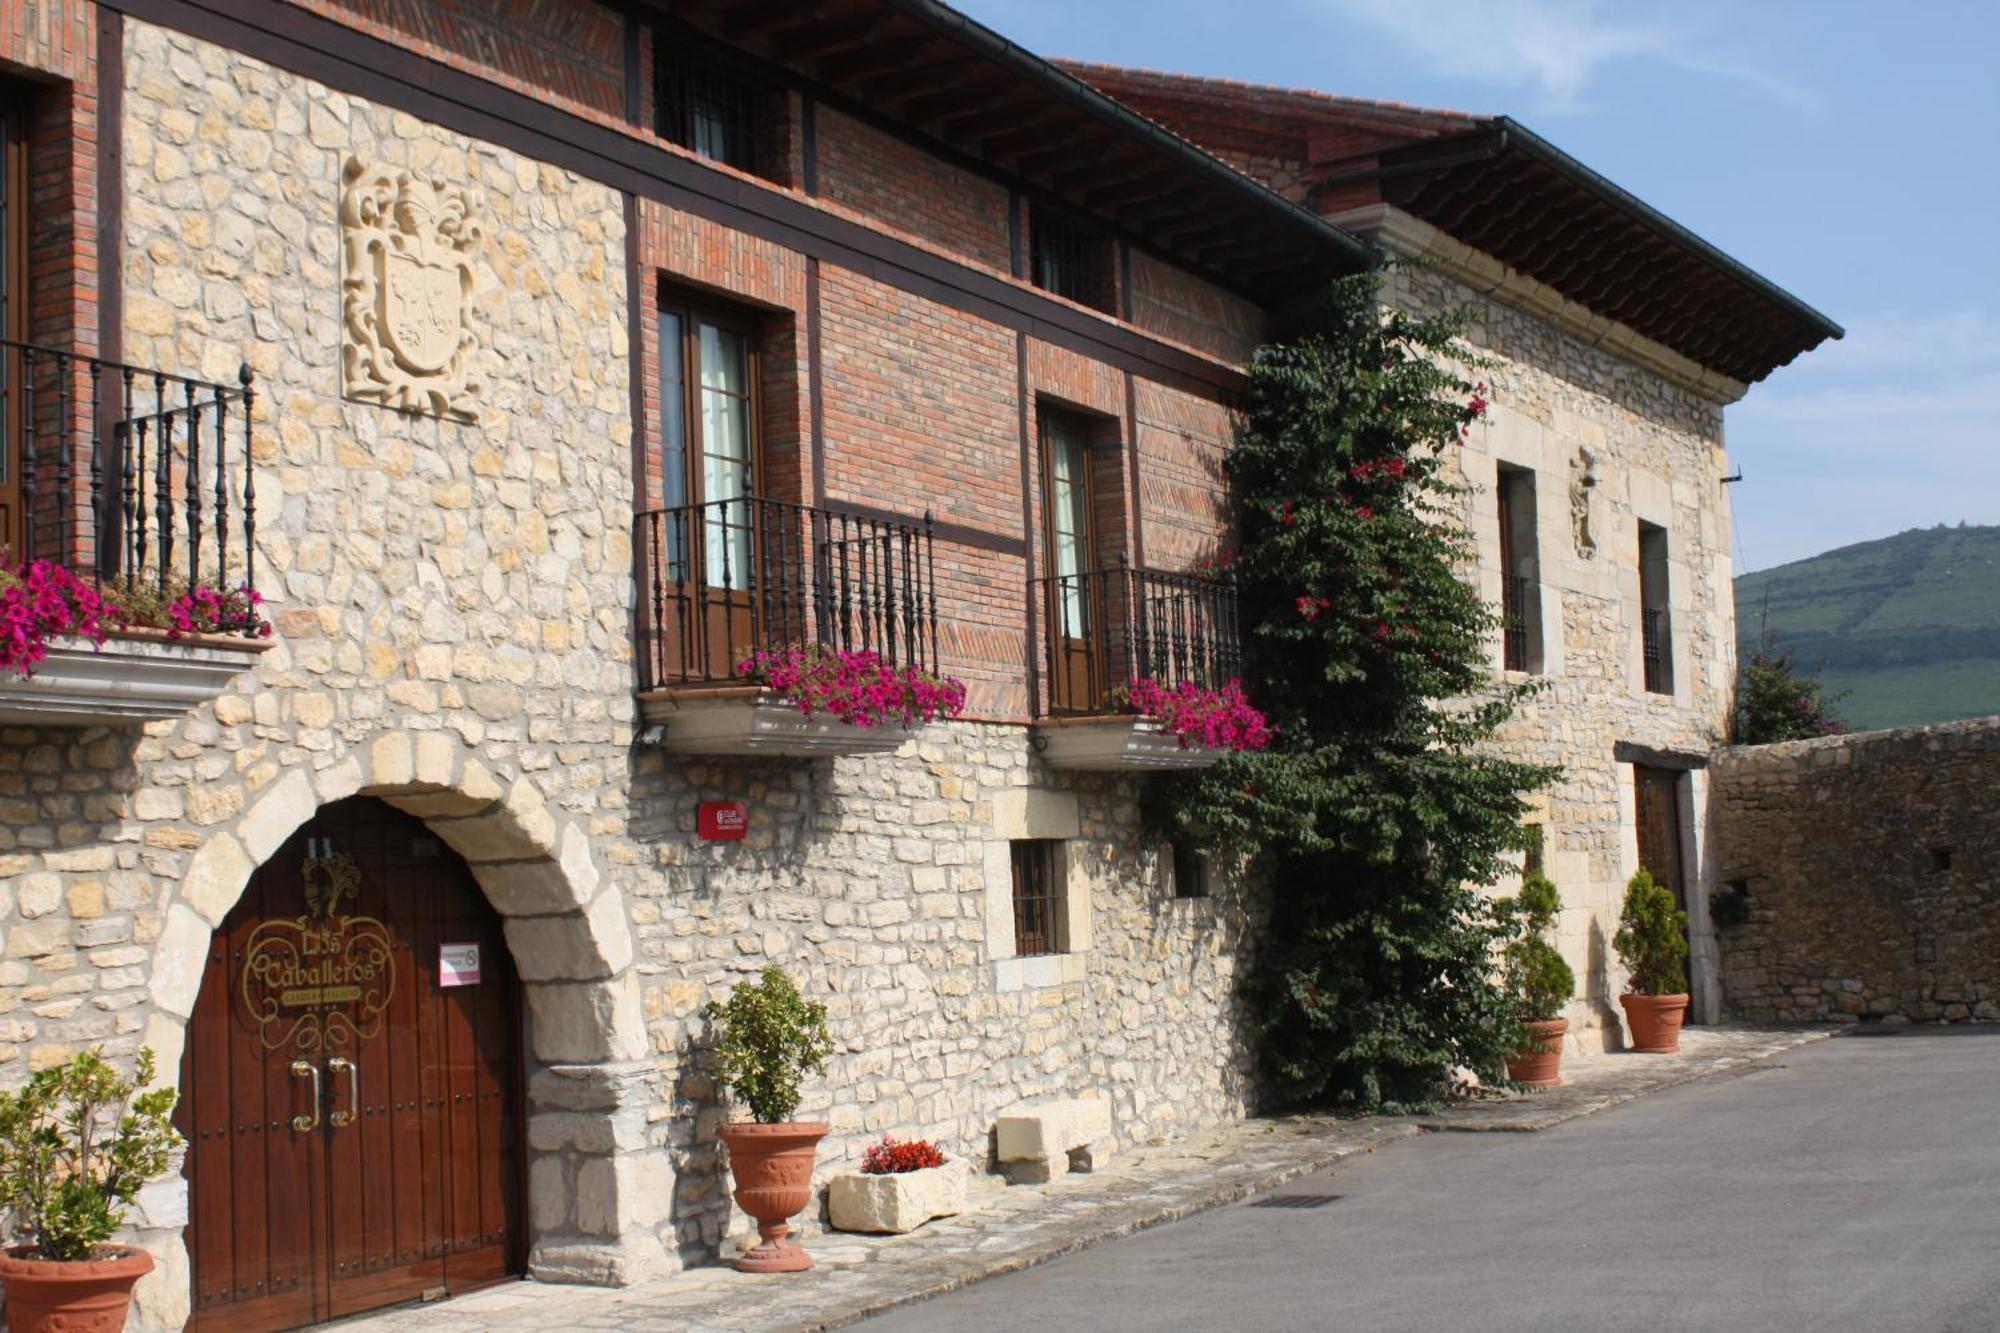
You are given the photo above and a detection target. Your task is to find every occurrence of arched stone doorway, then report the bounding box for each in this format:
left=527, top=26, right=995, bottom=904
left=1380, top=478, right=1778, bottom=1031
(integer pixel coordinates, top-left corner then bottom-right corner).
left=136, top=732, right=673, bottom=1331
left=179, top=798, right=526, bottom=1330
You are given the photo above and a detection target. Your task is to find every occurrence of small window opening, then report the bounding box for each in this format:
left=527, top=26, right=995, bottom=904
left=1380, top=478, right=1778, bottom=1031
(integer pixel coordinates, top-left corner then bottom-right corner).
left=1930, top=847, right=1954, bottom=873
left=1011, top=840, right=1065, bottom=956
left=1171, top=840, right=1208, bottom=900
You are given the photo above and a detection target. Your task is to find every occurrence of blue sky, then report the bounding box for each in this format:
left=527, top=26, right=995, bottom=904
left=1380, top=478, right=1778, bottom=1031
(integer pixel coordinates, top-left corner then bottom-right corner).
left=956, top=0, right=2000, bottom=573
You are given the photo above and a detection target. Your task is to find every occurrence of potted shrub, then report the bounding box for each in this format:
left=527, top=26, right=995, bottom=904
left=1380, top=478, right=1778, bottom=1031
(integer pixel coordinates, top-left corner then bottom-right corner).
left=1614, top=869, right=1691, bottom=1052
left=0, top=1048, right=179, bottom=1333
left=1501, top=872, right=1576, bottom=1088
left=828, top=1135, right=967, bottom=1235
left=705, top=966, right=834, bottom=1273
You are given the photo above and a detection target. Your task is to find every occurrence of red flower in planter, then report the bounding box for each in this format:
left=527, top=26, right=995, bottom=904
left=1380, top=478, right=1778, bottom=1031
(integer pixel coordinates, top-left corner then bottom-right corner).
left=1117, top=676, right=1271, bottom=752
left=861, top=1136, right=946, bottom=1175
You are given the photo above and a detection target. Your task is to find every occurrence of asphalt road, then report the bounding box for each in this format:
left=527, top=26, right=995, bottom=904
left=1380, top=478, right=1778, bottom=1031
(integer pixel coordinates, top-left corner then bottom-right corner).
left=857, top=1028, right=2000, bottom=1333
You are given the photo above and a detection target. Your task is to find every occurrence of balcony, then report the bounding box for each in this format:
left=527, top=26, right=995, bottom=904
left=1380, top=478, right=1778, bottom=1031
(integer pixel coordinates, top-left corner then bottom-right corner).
left=0, top=341, right=268, bottom=727
left=633, top=497, right=942, bottom=757
left=1029, top=560, right=1243, bottom=770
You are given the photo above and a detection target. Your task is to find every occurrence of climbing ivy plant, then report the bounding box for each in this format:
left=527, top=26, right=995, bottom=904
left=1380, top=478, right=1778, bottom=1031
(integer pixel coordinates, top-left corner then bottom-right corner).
left=1148, top=272, right=1557, bottom=1114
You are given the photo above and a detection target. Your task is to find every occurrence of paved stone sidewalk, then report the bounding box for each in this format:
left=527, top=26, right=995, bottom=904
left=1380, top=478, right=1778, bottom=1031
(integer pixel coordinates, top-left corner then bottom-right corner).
left=334, top=1025, right=1832, bottom=1333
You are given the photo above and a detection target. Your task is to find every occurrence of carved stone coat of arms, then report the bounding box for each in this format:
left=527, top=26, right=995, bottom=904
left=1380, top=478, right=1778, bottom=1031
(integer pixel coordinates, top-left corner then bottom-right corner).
left=340, top=158, right=487, bottom=421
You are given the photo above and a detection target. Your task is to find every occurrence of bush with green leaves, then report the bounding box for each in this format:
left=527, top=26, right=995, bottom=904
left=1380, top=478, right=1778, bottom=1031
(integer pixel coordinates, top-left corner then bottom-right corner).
left=1145, top=272, right=1557, bottom=1113
left=1499, top=872, right=1576, bottom=1023
left=1733, top=648, right=1846, bottom=744
left=703, top=966, right=833, bottom=1124
left=1614, top=870, right=1689, bottom=996
left=0, top=1048, right=180, bottom=1261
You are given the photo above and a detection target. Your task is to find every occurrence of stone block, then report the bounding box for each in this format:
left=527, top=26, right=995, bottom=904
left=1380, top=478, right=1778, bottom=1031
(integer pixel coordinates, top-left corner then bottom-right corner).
left=148, top=904, right=212, bottom=1020
left=828, top=1157, right=967, bottom=1234
left=995, top=1096, right=1113, bottom=1181
left=181, top=834, right=253, bottom=926
left=503, top=889, right=632, bottom=982
left=238, top=768, right=313, bottom=865
left=526, top=974, right=648, bottom=1063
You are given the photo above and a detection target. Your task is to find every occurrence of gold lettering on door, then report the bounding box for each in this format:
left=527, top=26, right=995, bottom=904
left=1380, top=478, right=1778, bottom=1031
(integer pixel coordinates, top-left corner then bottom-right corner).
left=241, top=852, right=396, bottom=1052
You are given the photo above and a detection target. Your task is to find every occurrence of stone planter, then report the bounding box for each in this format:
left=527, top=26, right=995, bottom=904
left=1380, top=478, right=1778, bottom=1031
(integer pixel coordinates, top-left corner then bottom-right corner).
left=1031, top=716, right=1225, bottom=771
left=639, top=689, right=916, bottom=759
left=718, top=1121, right=828, bottom=1273
left=1505, top=1016, right=1569, bottom=1088
left=828, top=1156, right=968, bottom=1235
left=0, top=1245, right=153, bottom=1333
left=0, top=631, right=270, bottom=727
left=1620, top=992, right=1690, bottom=1053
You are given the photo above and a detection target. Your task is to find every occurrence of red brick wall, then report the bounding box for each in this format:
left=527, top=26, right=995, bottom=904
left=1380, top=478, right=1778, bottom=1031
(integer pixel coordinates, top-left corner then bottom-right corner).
left=295, top=0, right=626, bottom=121
left=1128, top=249, right=1264, bottom=366
left=814, top=107, right=1012, bottom=272
left=1134, top=379, right=1237, bottom=572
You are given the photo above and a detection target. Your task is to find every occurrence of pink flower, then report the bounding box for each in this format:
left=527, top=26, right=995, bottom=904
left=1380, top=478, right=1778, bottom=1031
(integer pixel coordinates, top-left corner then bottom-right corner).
left=736, top=644, right=968, bottom=729
left=1117, top=676, right=1270, bottom=752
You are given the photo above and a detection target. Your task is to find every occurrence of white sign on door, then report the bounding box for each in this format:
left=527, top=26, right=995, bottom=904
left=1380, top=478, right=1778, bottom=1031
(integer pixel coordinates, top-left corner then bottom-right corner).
left=439, top=942, right=482, bottom=988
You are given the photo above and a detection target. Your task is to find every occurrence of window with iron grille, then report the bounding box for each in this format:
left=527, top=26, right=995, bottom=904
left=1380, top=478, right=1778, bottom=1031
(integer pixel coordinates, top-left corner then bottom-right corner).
left=1638, top=521, right=1673, bottom=695
left=1010, top=840, right=1065, bottom=956
left=654, top=41, right=767, bottom=176
left=1030, top=204, right=1114, bottom=312
left=1496, top=464, right=1542, bottom=673
left=1171, top=840, right=1208, bottom=900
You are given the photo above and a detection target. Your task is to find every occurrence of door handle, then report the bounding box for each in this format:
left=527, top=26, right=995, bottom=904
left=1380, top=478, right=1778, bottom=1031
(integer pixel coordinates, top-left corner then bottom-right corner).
left=328, top=1056, right=359, bottom=1128
left=290, top=1059, right=320, bottom=1133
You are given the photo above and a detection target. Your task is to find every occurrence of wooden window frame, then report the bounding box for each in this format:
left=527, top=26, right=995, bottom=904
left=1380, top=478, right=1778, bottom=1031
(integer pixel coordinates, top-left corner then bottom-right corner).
left=1010, top=840, right=1065, bottom=957
left=656, top=289, right=764, bottom=521
left=0, top=93, right=25, bottom=558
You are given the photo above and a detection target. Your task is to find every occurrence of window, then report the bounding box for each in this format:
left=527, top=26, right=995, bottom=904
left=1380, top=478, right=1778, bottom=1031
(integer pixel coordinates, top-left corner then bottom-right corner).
left=658, top=299, right=757, bottom=587
left=1638, top=521, right=1672, bottom=695
left=1011, top=840, right=1065, bottom=956
left=1523, top=824, right=1545, bottom=879
left=0, top=97, right=24, bottom=557
left=1171, top=840, right=1208, bottom=900
left=654, top=41, right=768, bottom=176
left=1030, top=204, right=1114, bottom=312
left=1496, top=464, right=1542, bottom=673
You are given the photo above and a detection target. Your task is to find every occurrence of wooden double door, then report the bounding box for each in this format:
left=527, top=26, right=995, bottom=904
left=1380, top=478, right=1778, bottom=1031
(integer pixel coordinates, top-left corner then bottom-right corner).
left=178, top=798, right=524, bottom=1331
left=1633, top=763, right=1697, bottom=1016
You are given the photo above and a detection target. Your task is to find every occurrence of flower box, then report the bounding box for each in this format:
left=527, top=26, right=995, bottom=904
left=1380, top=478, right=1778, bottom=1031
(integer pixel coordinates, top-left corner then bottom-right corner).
left=1032, top=716, right=1228, bottom=771
left=827, top=1156, right=968, bottom=1235
left=0, top=631, right=270, bottom=727
left=640, top=689, right=915, bottom=759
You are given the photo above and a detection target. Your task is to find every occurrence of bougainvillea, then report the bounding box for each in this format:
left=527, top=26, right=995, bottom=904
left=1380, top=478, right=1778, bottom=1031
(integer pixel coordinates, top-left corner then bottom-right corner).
left=859, top=1135, right=946, bottom=1175
left=1145, top=272, right=1557, bottom=1113
left=1117, top=676, right=1271, bottom=752
left=0, top=562, right=272, bottom=680
left=736, top=644, right=968, bottom=729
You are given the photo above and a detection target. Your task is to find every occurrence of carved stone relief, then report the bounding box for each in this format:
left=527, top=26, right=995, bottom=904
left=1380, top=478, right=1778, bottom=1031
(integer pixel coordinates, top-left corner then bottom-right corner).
left=1570, top=446, right=1600, bottom=560
left=340, top=158, right=487, bottom=421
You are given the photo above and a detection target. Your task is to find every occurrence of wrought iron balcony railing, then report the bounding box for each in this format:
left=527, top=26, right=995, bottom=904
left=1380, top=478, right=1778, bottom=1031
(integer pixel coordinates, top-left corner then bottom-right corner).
left=633, top=496, right=939, bottom=691
left=1030, top=558, right=1241, bottom=717
left=1642, top=606, right=1671, bottom=695
left=3, top=338, right=256, bottom=610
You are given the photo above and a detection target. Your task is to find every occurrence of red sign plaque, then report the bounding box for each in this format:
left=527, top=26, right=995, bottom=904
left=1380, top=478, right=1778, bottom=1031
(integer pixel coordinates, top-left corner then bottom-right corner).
left=698, top=801, right=749, bottom=841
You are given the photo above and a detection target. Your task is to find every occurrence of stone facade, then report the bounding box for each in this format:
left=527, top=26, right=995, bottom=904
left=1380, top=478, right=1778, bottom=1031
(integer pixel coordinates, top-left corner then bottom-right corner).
left=1, top=10, right=1267, bottom=1326
left=1712, top=718, right=2000, bottom=1024
left=1379, top=249, right=1735, bottom=1047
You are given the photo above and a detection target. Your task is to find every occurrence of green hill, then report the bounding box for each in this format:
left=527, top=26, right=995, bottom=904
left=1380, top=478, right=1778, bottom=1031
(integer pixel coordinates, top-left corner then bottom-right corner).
left=1735, top=525, right=2000, bottom=732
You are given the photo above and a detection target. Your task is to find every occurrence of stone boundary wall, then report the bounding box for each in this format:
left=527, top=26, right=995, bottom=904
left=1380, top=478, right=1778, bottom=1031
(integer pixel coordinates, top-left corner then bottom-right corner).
left=1712, top=716, right=2000, bottom=1024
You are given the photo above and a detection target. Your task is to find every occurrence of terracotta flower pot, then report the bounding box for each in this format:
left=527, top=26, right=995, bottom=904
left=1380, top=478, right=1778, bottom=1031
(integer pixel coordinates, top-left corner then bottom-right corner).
left=0, top=1246, right=152, bottom=1333
left=1620, top=992, right=1690, bottom=1053
left=718, top=1121, right=828, bottom=1273
left=1505, top=1016, right=1569, bottom=1088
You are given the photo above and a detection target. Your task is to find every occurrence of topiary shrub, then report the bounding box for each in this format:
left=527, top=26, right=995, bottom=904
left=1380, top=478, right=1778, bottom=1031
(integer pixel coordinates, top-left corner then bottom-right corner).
left=703, top=965, right=833, bottom=1125
left=1614, top=870, right=1688, bottom=997
left=1500, top=872, right=1576, bottom=1022
left=0, top=1048, right=180, bottom=1261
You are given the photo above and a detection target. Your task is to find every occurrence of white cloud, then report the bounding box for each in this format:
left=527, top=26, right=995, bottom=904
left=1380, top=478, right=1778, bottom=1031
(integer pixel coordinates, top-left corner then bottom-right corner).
left=1305, top=0, right=1816, bottom=113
